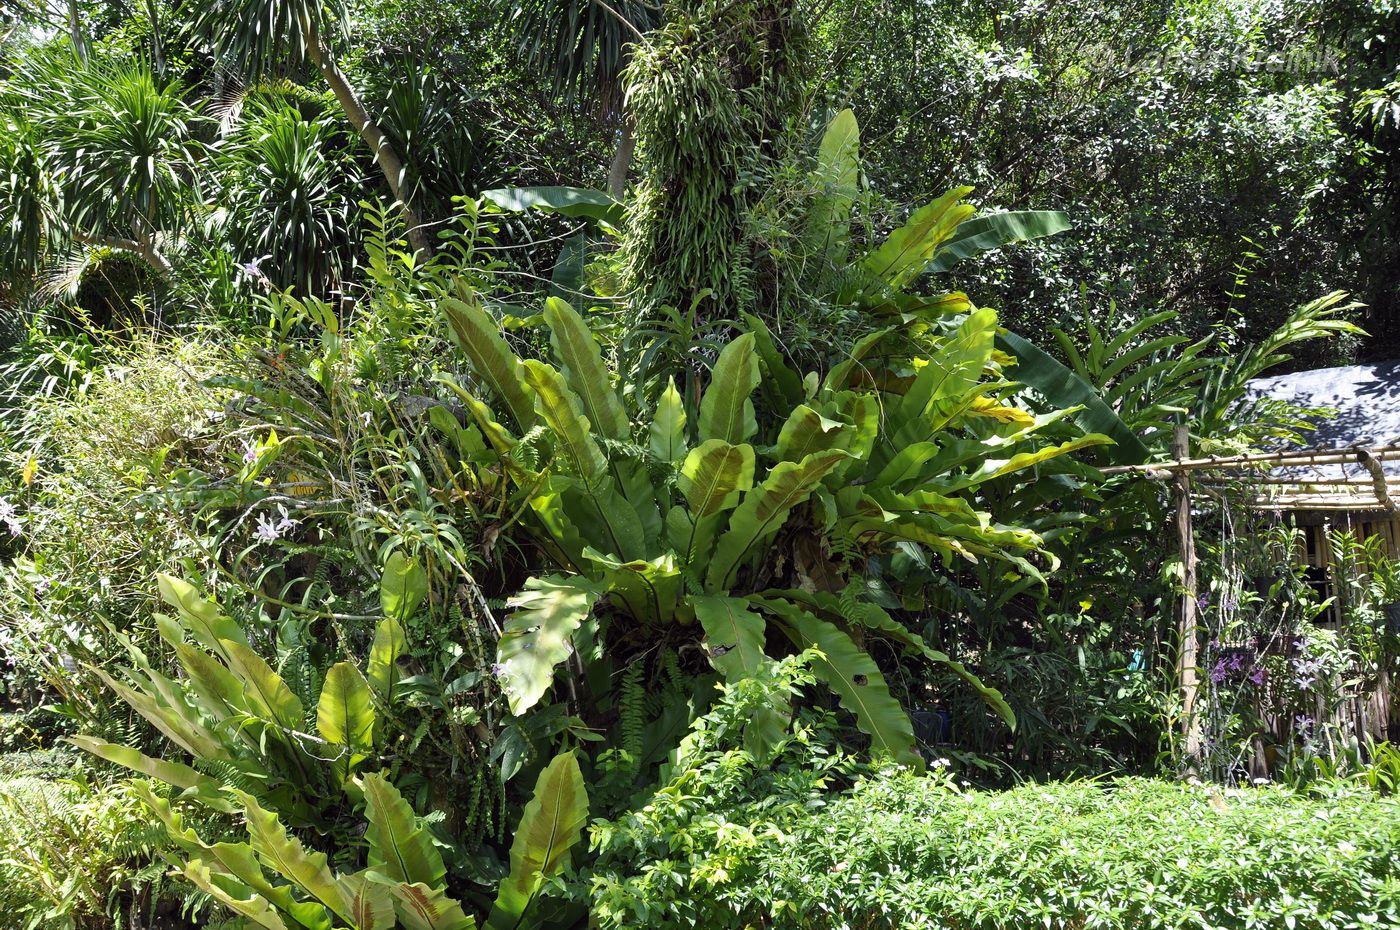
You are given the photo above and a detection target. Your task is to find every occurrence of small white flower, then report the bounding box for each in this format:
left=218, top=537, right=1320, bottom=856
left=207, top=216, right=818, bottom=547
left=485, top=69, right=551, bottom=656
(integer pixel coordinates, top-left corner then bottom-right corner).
left=1252, top=777, right=1270, bottom=786
left=0, top=497, right=20, bottom=536
left=274, top=505, right=296, bottom=533
left=254, top=512, right=281, bottom=543
left=254, top=504, right=299, bottom=544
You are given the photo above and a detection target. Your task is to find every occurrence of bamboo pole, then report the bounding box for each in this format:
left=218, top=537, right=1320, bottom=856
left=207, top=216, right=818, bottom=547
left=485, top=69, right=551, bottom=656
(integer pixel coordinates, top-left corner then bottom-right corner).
left=1101, top=443, right=1400, bottom=476
left=1250, top=499, right=1400, bottom=511
left=1172, top=424, right=1203, bottom=772
left=1211, top=476, right=1400, bottom=486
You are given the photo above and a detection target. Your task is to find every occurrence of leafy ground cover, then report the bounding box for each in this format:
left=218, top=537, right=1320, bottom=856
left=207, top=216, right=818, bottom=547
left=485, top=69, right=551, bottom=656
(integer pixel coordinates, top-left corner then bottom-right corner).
left=585, top=661, right=1400, bottom=930
left=598, top=773, right=1400, bottom=929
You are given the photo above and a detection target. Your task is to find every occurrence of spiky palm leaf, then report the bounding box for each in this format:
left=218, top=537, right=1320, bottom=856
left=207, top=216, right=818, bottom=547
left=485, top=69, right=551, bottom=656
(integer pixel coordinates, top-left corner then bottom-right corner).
left=216, top=100, right=358, bottom=295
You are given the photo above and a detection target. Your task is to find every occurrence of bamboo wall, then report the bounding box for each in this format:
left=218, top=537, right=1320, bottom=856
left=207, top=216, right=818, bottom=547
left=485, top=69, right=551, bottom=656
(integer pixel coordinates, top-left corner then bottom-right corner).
left=1257, top=509, right=1400, bottom=765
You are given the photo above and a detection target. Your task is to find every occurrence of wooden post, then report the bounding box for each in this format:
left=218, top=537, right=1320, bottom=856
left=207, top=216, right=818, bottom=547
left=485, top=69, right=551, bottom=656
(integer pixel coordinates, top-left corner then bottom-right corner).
left=1173, top=424, right=1203, bottom=770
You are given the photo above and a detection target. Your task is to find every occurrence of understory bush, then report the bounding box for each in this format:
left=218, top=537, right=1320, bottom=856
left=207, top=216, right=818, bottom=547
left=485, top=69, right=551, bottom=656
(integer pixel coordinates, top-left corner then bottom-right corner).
left=590, top=662, right=1400, bottom=929
left=0, top=335, right=235, bottom=737
left=0, top=764, right=175, bottom=929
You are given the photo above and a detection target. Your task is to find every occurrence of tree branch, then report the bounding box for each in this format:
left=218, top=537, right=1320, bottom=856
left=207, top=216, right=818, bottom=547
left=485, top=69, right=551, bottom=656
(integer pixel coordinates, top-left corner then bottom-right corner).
left=69, top=229, right=174, bottom=277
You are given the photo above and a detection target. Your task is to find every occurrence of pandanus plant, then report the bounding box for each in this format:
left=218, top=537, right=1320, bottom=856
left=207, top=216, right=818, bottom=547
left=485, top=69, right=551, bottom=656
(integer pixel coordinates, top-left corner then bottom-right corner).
left=440, top=289, right=1110, bottom=765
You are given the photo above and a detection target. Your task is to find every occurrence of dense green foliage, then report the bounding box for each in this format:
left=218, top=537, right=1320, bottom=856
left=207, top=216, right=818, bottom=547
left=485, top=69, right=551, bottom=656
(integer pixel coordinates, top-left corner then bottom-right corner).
left=1, top=0, right=1398, bottom=927
left=825, top=0, right=1396, bottom=362
left=597, top=772, right=1400, bottom=928
left=0, top=757, right=173, bottom=930
left=588, top=656, right=1400, bottom=929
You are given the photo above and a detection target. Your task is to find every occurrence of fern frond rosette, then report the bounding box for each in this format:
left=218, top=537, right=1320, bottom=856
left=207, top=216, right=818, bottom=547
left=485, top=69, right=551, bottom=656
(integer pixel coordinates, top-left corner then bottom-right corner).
left=70, top=571, right=589, bottom=929
left=443, top=291, right=1110, bottom=765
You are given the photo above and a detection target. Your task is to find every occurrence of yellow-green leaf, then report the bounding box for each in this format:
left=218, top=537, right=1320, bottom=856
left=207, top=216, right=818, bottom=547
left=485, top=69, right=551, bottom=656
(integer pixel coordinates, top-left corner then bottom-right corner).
left=381, top=552, right=428, bottom=623
left=485, top=751, right=589, bottom=930
left=174, top=643, right=250, bottom=723
left=157, top=575, right=246, bottom=659
left=362, top=773, right=447, bottom=888
left=368, top=616, right=407, bottom=704
left=238, top=791, right=351, bottom=923
left=221, top=640, right=304, bottom=730
left=582, top=549, right=681, bottom=628
left=864, top=186, right=975, bottom=290
left=805, top=108, right=860, bottom=263
left=67, top=736, right=221, bottom=794
left=496, top=575, right=598, bottom=716
left=698, top=332, right=760, bottom=444
left=769, top=589, right=1015, bottom=728
left=955, top=434, right=1112, bottom=488
left=366, top=874, right=477, bottom=930
left=774, top=404, right=853, bottom=463
left=648, top=377, right=688, bottom=464
left=441, top=294, right=536, bottom=430
left=678, top=439, right=755, bottom=517
left=317, top=662, right=375, bottom=780
left=754, top=596, right=920, bottom=767
left=691, top=595, right=768, bottom=680
left=891, top=306, right=998, bottom=447
left=705, top=450, right=848, bottom=593
left=340, top=871, right=397, bottom=930
left=519, top=359, right=608, bottom=483
left=181, top=860, right=290, bottom=930
left=93, top=667, right=226, bottom=761
left=543, top=296, right=628, bottom=441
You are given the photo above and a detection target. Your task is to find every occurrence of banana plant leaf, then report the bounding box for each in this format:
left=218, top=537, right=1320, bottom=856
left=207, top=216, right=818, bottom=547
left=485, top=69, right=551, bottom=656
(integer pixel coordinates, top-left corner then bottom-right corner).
left=925, top=210, right=1071, bottom=273
left=997, top=329, right=1149, bottom=465
left=480, top=186, right=624, bottom=227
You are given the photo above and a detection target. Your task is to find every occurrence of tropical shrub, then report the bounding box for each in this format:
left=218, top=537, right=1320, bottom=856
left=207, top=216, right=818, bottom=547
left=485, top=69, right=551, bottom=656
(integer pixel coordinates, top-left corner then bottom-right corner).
left=819, top=0, right=1372, bottom=364
left=927, top=293, right=1368, bottom=778
left=440, top=276, right=1114, bottom=768
left=0, top=52, right=205, bottom=280
left=70, top=570, right=591, bottom=930
left=0, top=336, right=235, bottom=738
left=216, top=99, right=362, bottom=297
left=132, top=752, right=586, bottom=930
left=177, top=217, right=513, bottom=825
left=0, top=770, right=173, bottom=929
left=71, top=573, right=420, bottom=828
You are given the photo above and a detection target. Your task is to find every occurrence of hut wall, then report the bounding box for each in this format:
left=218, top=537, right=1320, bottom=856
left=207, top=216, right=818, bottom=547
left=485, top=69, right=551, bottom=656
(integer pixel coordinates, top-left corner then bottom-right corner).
left=1273, top=509, right=1400, bottom=751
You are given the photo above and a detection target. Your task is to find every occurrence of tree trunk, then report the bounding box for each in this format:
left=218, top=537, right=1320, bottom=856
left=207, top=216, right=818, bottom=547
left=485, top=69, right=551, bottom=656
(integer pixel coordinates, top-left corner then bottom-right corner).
left=144, top=0, right=164, bottom=74
left=607, top=118, right=636, bottom=200
left=300, top=12, right=433, bottom=259
left=68, top=0, right=87, bottom=61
